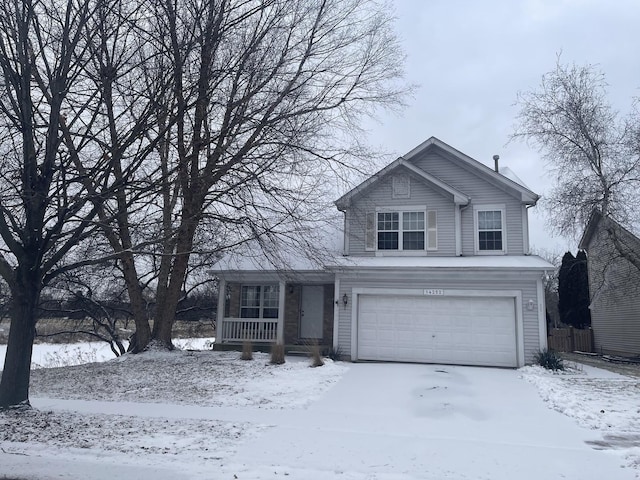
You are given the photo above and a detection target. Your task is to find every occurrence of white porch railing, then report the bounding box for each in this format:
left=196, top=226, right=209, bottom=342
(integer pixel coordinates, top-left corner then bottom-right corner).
left=219, top=317, right=279, bottom=343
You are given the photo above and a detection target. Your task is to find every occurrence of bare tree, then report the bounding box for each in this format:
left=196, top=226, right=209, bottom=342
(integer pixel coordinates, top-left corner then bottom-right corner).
left=42, top=247, right=140, bottom=357
left=69, top=0, right=174, bottom=352
left=142, top=0, right=409, bottom=347
left=511, top=59, right=640, bottom=238
left=512, top=59, right=640, bottom=319
left=0, top=0, right=108, bottom=408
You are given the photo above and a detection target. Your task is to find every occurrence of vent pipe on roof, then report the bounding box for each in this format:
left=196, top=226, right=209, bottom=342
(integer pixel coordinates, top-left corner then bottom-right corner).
left=493, top=154, right=500, bottom=172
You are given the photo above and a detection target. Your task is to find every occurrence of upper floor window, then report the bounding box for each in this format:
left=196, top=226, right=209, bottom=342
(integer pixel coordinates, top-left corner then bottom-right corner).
left=474, top=206, right=506, bottom=254
left=377, top=212, right=400, bottom=249
left=240, top=285, right=279, bottom=318
left=366, top=209, right=437, bottom=252
left=401, top=211, right=425, bottom=250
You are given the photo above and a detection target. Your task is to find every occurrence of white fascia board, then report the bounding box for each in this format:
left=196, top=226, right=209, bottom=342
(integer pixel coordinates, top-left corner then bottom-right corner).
left=334, top=157, right=404, bottom=210
left=334, top=153, right=471, bottom=210
left=578, top=210, right=603, bottom=250
left=217, top=270, right=334, bottom=284
left=403, top=136, right=539, bottom=205
left=399, top=160, right=469, bottom=205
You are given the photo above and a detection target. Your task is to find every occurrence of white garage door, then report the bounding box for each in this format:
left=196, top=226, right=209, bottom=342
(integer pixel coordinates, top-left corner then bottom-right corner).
left=357, top=295, right=517, bottom=367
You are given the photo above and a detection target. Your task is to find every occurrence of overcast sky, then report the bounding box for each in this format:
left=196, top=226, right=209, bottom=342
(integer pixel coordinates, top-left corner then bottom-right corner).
left=364, top=0, right=640, bottom=256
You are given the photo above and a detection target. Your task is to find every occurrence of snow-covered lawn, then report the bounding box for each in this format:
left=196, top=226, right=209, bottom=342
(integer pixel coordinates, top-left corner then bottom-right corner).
left=0, top=344, right=639, bottom=479
left=0, top=337, right=215, bottom=369
left=520, top=363, right=640, bottom=472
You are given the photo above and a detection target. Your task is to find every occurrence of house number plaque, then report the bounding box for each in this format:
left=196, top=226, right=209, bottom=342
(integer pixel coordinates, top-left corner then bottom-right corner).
left=423, top=289, right=444, bottom=296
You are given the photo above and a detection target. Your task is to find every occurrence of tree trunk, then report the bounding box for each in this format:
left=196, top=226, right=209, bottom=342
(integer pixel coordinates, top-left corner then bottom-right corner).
left=0, top=282, right=39, bottom=409
left=151, top=249, right=191, bottom=348
left=120, top=253, right=151, bottom=353
left=151, top=218, right=199, bottom=348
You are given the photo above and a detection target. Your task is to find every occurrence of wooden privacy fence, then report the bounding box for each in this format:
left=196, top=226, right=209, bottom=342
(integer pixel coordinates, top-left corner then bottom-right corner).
left=547, top=327, right=594, bottom=353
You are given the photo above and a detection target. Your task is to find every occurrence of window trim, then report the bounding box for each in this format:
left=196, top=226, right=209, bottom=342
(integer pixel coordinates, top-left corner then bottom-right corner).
left=365, top=206, right=438, bottom=253
left=473, top=205, right=507, bottom=255
left=376, top=211, right=400, bottom=250
left=240, top=284, right=280, bottom=319
left=401, top=211, right=425, bottom=251
left=378, top=209, right=423, bottom=251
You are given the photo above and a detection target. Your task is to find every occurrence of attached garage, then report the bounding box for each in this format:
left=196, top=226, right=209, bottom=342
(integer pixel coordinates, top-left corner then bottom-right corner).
left=356, top=294, right=518, bottom=367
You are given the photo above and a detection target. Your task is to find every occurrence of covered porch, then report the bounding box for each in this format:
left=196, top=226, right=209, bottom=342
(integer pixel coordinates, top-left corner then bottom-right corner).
left=216, top=270, right=336, bottom=350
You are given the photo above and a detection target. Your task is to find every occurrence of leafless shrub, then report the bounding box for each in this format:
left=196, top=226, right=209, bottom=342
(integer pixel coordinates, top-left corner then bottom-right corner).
left=309, top=343, right=324, bottom=368
left=270, top=343, right=285, bottom=365
left=241, top=340, right=253, bottom=361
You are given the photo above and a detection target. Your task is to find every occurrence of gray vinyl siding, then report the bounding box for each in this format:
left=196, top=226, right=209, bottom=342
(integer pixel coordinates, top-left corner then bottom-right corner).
left=460, top=199, right=525, bottom=255
left=585, top=225, right=640, bottom=356
left=336, top=271, right=543, bottom=365
left=346, top=166, right=456, bottom=256
left=410, top=151, right=525, bottom=255
left=344, top=151, right=527, bottom=258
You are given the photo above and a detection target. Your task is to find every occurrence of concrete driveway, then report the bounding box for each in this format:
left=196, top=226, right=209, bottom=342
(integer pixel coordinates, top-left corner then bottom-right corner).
left=222, top=362, right=632, bottom=479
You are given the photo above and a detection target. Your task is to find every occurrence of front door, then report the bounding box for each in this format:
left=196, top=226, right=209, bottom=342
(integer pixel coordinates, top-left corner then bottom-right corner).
left=300, top=285, right=324, bottom=339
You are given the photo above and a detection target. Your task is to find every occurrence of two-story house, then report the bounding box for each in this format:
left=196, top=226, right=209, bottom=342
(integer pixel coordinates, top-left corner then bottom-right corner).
left=215, top=137, right=553, bottom=367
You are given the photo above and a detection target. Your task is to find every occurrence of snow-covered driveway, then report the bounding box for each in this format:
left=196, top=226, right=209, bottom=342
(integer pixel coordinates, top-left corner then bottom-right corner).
left=221, top=363, right=634, bottom=479
left=1, top=351, right=637, bottom=479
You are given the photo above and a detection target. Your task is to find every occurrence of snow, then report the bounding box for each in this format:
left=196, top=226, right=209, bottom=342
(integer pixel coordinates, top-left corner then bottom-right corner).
left=520, top=363, right=640, bottom=472
left=213, top=252, right=555, bottom=274
left=213, top=248, right=554, bottom=274
left=1, top=344, right=638, bottom=479
left=212, top=222, right=345, bottom=272
left=499, top=166, right=530, bottom=189
left=333, top=254, right=554, bottom=270
left=0, top=337, right=215, bottom=369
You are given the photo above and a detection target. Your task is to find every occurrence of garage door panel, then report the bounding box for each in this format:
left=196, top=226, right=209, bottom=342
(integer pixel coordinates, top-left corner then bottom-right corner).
left=357, top=294, right=517, bottom=367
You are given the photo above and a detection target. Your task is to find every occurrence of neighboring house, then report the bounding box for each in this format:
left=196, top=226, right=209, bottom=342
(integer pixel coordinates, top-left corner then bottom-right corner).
left=215, top=137, right=553, bottom=367
left=579, top=210, right=640, bottom=357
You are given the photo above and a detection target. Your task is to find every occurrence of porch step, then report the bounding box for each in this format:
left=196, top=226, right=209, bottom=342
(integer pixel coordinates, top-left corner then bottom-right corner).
left=213, top=343, right=330, bottom=356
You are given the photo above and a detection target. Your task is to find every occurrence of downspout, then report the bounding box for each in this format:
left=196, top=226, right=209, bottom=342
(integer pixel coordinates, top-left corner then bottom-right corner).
left=524, top=203, right=536, bottom=255
left=342, top=209, right=349, bottom=256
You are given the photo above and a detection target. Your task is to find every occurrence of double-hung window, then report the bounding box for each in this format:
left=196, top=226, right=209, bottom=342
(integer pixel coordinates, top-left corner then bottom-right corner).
left=366, top=209, right=437, bottom=252
left=401, top=211, right=425, bottom=250
left=240, top=285, right=279, bottom=318
left=377, top=212, right=400, bottom=250
left=475, top=206, right=506, bottom=254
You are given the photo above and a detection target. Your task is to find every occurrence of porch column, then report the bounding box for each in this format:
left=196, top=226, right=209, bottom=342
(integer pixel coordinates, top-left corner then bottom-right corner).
left=454, top=205, right=462, bottom=256
left=216, top=277, right=226, bottom=342
left=333, top=277, right=340, bottom=350
left=277, top=280, right=285, bottom=344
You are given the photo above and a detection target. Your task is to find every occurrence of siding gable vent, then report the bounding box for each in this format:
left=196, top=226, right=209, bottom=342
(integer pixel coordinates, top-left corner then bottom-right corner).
left=392, top=174, right=410, bottom=199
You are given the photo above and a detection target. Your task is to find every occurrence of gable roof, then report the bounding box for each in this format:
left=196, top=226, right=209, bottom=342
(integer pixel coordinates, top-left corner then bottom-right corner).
left=335, top=136, right=539, bottom=210
left=579, top=209, right=604, bottom=250
left=334, top=156, right=469, bottom=210
left=579, top=209, right=640, bottom=250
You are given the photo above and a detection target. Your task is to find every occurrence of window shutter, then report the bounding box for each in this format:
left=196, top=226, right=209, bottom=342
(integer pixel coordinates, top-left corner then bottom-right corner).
left=427, top=210, right=437, bottom=250
left=365, top=212, right=375, bottom=251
